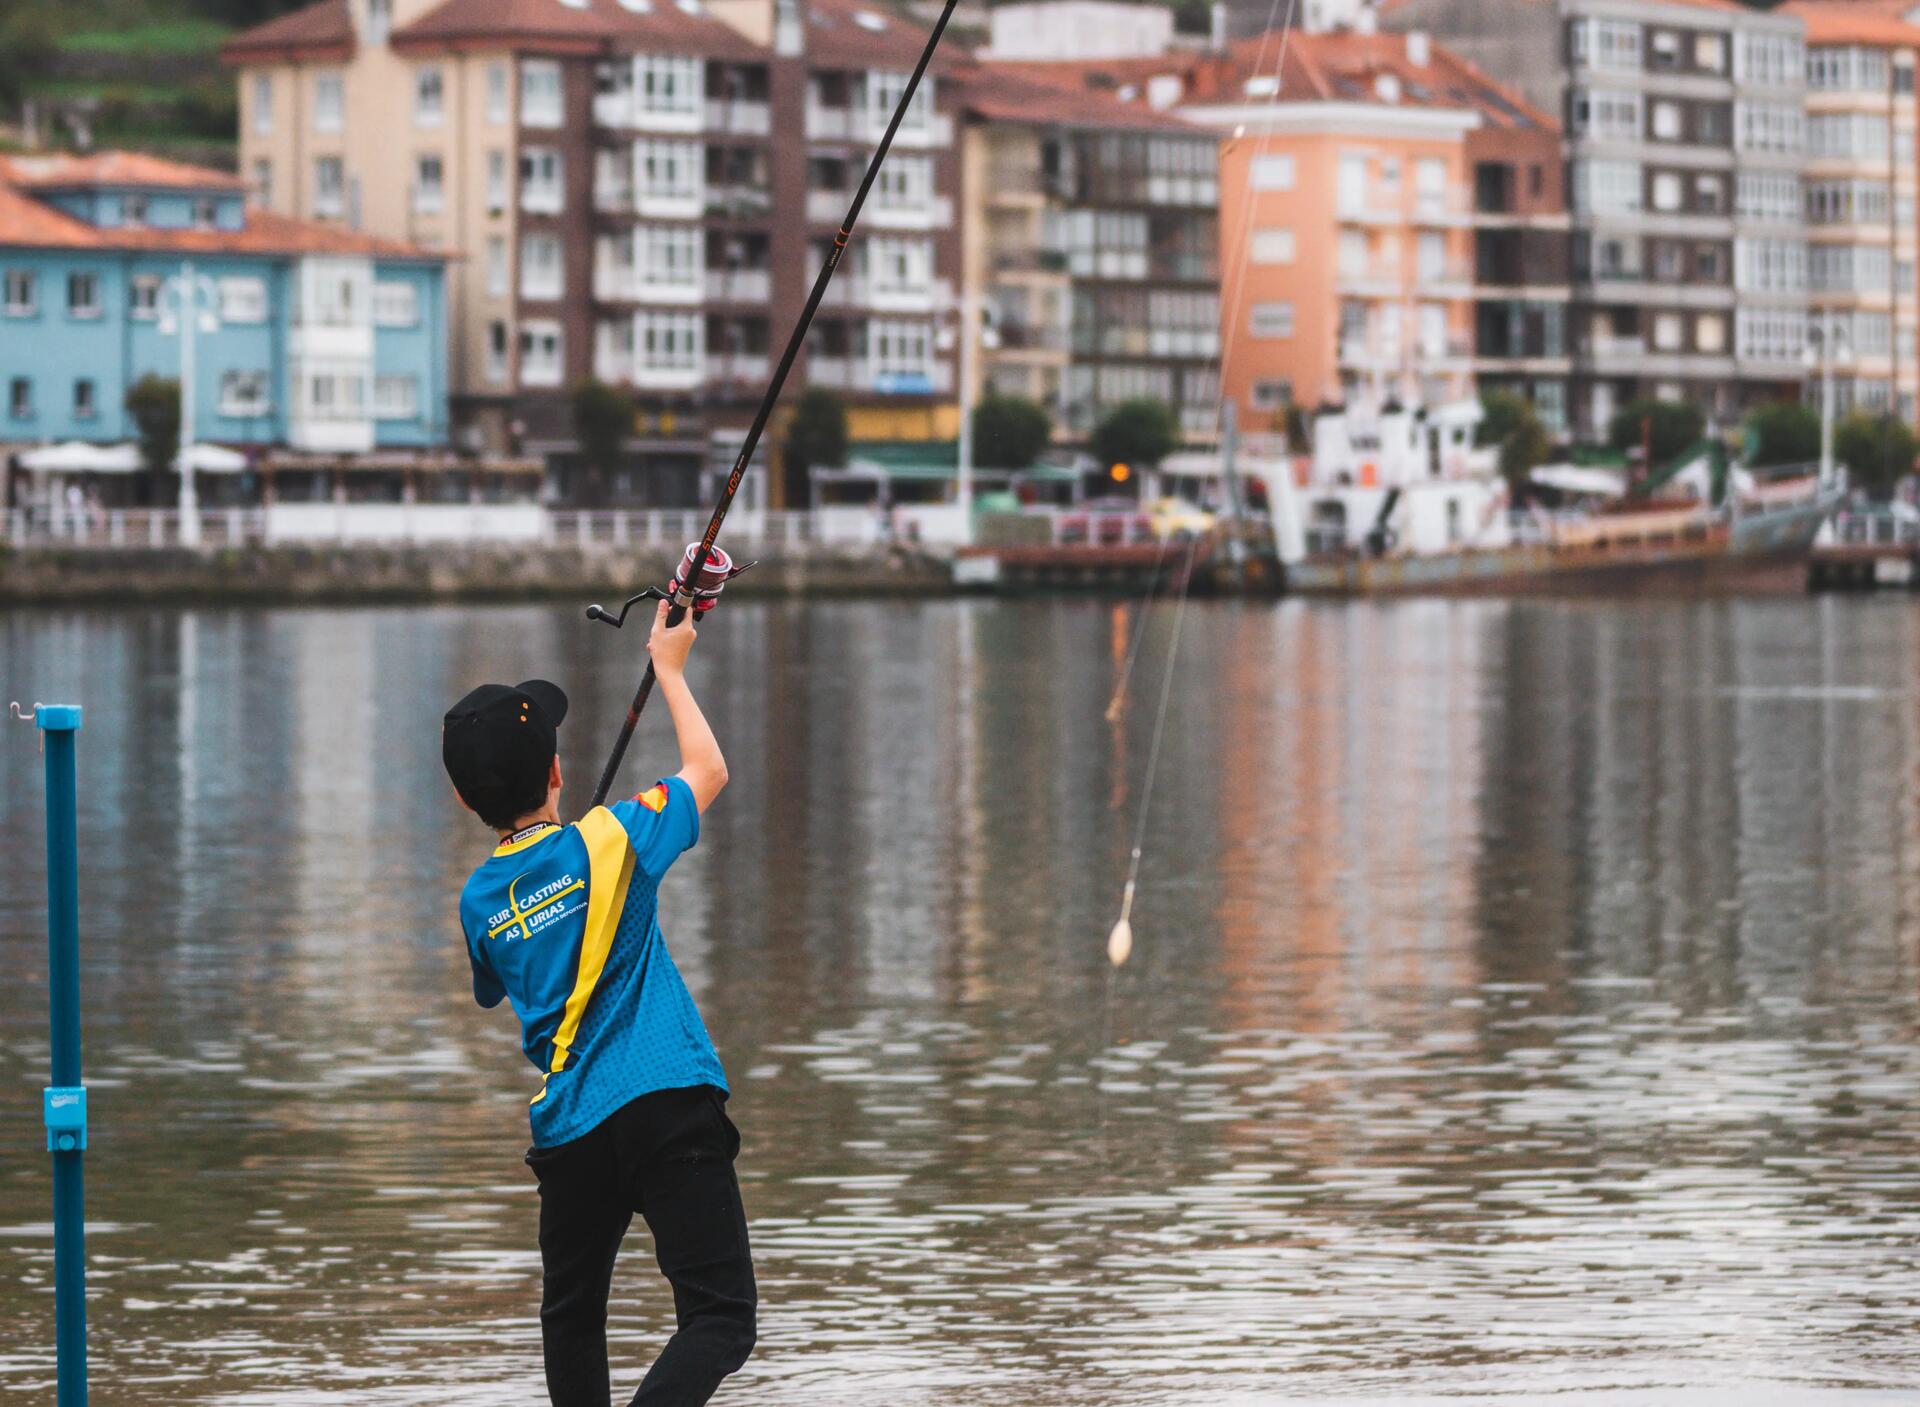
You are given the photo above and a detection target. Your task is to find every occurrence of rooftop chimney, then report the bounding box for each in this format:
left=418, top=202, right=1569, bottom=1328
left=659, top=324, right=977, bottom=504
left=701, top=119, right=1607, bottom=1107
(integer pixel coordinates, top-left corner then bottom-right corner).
left=1354, top=0, right=1377, bottom=34
left=1407, top=30, right=1430, bottom=65
left=1210, top=0, right=1227, bottom=50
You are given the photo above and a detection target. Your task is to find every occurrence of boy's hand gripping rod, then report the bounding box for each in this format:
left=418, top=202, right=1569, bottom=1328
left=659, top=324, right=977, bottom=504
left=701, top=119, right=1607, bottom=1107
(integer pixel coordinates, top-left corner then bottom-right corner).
left=585, top=0, right=961, bottom=808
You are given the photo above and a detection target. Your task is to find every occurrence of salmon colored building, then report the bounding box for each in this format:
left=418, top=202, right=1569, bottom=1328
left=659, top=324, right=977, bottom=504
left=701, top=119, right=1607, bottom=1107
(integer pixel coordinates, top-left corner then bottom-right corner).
left=1007, top=29, right=1562, bottom=435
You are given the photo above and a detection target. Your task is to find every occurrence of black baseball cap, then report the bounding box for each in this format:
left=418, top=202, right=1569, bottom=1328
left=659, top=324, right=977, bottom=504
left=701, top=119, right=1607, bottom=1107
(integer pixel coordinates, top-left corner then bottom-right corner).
left=442, top=680, right=569, bottom=822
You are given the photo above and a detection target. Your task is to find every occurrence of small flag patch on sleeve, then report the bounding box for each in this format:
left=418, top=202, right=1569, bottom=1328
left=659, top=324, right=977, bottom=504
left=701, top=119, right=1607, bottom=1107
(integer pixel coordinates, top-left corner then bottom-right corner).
left=636, top=784, right=669, bottom=813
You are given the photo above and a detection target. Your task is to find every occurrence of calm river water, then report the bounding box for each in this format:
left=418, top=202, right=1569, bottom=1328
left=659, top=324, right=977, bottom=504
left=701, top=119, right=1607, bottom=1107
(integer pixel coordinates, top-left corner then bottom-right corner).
left=4, top=596, right=1920, bottom=1406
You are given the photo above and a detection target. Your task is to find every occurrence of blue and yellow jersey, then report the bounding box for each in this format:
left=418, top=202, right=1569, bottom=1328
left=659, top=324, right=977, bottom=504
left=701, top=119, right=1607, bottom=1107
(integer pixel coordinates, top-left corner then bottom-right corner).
left=456, top=776, right=726, bottom=1147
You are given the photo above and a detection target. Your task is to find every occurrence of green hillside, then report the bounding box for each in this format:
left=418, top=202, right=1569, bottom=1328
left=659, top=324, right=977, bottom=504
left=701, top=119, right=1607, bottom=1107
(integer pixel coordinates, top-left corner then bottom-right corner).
left=0, top=0, right=318, bottom=163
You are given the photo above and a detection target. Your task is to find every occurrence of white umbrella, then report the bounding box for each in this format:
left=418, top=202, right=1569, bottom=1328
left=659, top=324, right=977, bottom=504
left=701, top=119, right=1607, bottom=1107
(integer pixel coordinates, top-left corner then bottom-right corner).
left=1530, top=463, right=1626, bottom=498
left=173, top=443, right=248, bottom=473
left=18, top=440, right=144, bottom=473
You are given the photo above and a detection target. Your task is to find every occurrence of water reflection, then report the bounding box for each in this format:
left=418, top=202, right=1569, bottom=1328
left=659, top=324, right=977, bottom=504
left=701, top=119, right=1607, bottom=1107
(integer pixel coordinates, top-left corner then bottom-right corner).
left=3, top=596, right=1920, bottom=1404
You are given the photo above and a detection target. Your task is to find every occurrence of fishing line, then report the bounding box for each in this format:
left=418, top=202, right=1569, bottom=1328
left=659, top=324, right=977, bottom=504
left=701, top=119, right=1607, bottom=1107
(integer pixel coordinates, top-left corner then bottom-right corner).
left=1103, top=0, right=1299, bottom=970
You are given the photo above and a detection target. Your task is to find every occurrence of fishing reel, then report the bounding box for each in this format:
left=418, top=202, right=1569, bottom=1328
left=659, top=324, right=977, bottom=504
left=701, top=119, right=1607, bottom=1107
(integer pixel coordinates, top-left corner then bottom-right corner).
left=586, top=542, right=756, bottom=627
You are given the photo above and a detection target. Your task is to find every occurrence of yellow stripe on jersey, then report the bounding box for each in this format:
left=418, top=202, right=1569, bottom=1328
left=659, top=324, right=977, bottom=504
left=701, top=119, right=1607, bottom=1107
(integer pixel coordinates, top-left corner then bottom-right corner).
left=546, top=806, right=634, bottom=1078
left=637, top=784, right=668, bottom=813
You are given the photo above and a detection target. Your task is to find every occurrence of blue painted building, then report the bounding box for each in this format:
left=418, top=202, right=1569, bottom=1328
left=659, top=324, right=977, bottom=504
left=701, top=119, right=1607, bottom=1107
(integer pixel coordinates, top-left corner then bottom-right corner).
left=0, top=151, right=449, bottom=463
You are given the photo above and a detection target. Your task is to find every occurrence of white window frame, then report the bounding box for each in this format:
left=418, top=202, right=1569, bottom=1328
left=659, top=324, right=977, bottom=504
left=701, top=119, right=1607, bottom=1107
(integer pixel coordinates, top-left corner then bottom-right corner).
left=486, top=236, right=508, bottom=298
left=314, top=72, right=345, bottom=133
left=129, top=274, right=160, bottom=319
left=219, top=369, right=271, bottom=417
left=520, top=59, right=564, bottom=128
left=373, top=280, right=419, bottom=327
left=521, top=232, right=566, bottom=300
left=414, top=66, right=445, bottom=128
left=636, top=54, right=702, bottom=122
left=636, top=138, right=702, bottom=210
left=520, top=147, right=563, bottom=214
left=637, top=309, right=702, bottom=372
left=1249, top=301, right=1294, bottom=338
left=486, top=62, right=510, bottom=124
left=373, top=373, right=419, bottom=420
left=413, top=154, right=445, bottom=215
left=252, top=73, right=274, bottom=135
left=1249, top=154, right=1294, bottom=191
left=218, top=276, right=268, bottom=324
left=1251, top=227, right=1295, bottom=264
left=66, top=272, right=100, bottom=319
left=3, top=269, right=36, bottom=317
left=519, top=319, right=564, bottom=386
left=314, top=156, right=345, bottom=218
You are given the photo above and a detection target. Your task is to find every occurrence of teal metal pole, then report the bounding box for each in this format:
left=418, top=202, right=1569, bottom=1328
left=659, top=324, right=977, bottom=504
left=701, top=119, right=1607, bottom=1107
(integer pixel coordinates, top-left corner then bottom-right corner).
left=36, top=704, right=88, bottom=1407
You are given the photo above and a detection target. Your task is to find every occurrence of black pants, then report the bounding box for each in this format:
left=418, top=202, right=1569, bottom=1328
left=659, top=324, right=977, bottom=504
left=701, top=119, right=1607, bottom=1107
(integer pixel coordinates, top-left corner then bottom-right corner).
left=526, top=1085, right=756, bottom=1407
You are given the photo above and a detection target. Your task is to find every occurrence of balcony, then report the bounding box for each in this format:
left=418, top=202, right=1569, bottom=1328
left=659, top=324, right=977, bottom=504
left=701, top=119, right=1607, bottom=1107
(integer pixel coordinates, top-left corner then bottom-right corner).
left=806, top=357, right=953, bottom=394
left=707, top=353, right=771, bottom=388
left=593, top=92, right=632, bottom=129
left=805, top=104, right=950, bottom=147
left=634, top=101, right=704, bottom=136
left=1588, top=334, right=1646, bottom=358
left=1413, top=185, right=1472, bottom=225
left=991, top=248, right=1070, bottom=277
left=809, top=190, right=951, bottom=230
left=595, top=182, right=633, bottom=214
left=1336, top=192, right=1401, bottom=225
left=521, top=184, right=563, bottom=217
left=704, top=267, right=772, bottom=302
left=593, top=269, right=704, bottom=305
left=703, top=99, right=771, bottom=136
left=1339, top=336, right=1396, bottom=369
left=1336, top=259, right=1404, bottom=296
left=991, top=320, right=1068, bottom=354
left=706, top=186, right=772, bottom=220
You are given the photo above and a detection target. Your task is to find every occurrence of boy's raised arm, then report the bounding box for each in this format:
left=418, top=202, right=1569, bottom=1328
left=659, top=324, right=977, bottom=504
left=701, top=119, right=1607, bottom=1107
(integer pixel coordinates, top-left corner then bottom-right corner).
left=647, top=600, right=728, bottom=814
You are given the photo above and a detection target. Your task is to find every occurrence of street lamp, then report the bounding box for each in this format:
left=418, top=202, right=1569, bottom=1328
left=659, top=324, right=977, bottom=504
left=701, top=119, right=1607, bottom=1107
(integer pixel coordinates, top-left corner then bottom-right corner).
left=1805, top=310, right=1853, bottom=491
left=936, top=287, right=997, bottom=545
left=156, top=260, right=221, bottom=547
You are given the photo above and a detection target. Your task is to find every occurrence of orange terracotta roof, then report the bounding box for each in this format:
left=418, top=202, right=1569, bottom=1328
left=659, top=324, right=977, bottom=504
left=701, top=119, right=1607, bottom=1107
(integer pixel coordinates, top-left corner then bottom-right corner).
left=391, top=0, right=764, bottom=58
left=1001, top=29, right=1557, bottom=132
left=954, top=62, right=1204, bottom=131
left=219, top=0, right=356, bottom=62
left=1780, top=0, right=1920, bottom=47
left=0, top=161, right=445, bottom=261
left=804, top=0, right=966, bottom=72
left=0, top=151, right=247, bottom=193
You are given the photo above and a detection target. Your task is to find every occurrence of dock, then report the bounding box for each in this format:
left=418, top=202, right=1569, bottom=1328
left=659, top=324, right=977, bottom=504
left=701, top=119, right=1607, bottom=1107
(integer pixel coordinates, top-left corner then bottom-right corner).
left=1807, top=509, right=1920, bottom=592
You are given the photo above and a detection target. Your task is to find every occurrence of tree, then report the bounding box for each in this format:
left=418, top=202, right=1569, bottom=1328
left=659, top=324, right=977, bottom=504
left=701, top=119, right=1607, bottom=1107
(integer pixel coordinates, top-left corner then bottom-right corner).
left=1499, top=413, right=1553, bottom=493
left=971, top=394, right=1051, bottom=471
left=1090, top=398, right=1179, bottom=480
left=1608, top=396, right=1706, bottom=470
left=0, top=4, right=56, bottom=114
left=784, top=388, right=848, bottom=508
left=571, top=380, right=635, bottom=506
left=1744, top=401, right=1821, bottom=469
left=1834, top=410, right=1918, bottom=500
left=125, top=375, right=180, bottom=508
left=1476, top=388, right=1533, bottom=447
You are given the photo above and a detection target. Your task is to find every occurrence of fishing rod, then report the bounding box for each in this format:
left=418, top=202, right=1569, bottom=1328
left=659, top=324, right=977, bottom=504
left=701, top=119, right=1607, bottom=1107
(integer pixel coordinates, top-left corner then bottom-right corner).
left=585, top=0, right=962, bottom=808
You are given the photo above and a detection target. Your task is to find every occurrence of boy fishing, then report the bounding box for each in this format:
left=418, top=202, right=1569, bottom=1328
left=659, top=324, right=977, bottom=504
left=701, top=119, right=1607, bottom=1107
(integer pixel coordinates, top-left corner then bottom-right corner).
left=441, top=601, right=754, bottom=1407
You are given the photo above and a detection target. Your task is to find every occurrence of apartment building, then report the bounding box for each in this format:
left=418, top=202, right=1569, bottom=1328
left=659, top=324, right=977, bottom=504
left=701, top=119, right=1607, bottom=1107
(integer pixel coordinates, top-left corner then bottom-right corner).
left=956, top=68, right=1221, bottom=444
left=1782, top=1, right=1919, bottom=423
left=224, top=0, right=963, bottom=506
left=1001, top=26, right=1561, bottom=433
left=1384, top=0, right=1812, bottom=439
left=0, top=151, right=448, bottom=462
